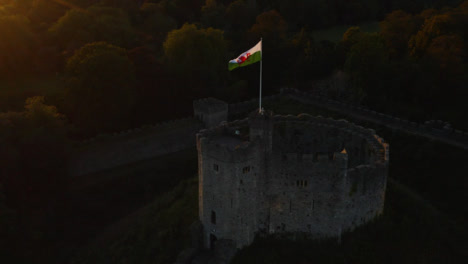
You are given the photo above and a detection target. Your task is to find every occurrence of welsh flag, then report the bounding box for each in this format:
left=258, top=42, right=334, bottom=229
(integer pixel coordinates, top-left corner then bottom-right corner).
left=228, top=40, right=262, bottom=71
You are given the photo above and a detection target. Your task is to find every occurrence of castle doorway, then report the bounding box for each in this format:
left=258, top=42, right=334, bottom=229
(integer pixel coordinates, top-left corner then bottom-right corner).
left=210, top=234, right=218, bottom=249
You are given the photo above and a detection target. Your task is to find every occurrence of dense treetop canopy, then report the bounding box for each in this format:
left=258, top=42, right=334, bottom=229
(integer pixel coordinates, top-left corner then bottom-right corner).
left=0, top=1, right=467, bottom=263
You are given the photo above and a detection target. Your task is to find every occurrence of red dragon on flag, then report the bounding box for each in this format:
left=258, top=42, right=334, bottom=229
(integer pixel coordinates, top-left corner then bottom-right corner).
left=236, top=52, right=251, bottom=64
left=228, top=40, right=261, bottom=71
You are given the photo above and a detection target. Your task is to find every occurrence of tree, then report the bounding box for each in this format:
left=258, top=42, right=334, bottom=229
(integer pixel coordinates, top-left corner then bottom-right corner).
left=426, top=34, right=465, bottom=74
left=288, top=28, right=315, bottom=85
left=65, top=42, right=136, bottom=135
left=248, top=10, right=287, bottom=45
left=344, top=32, right=389, bottom=104
left=274, top=0, right=337, bottom=29
left=48, top=9, right=94, bottom=52
left=150, top=0, right=204, bottom=25
left=26, top=0, right=68, bottom=26
left=245, top=10, right=289, bottom=90
left=88, top=6, right=136, bottom=47
left=173, top=0, right=205, bottom=23
left=163, top=23, right=227, bottom=97
left=409, top=13, right=456, bottom=58
left=287, top=28, right=344, bottom=86
left=0, top=96, right=69, bottom=263
left=201, top=0, right=226, bottom=29
left=460, top=0, right=468, bottom=12
left=140, top=3, right=177, bottom=45
left=423, top=34, right=466, bottom=110
left=49, top=6, right=136, bottom=53
left=380, top=10, right=421, bottom=58
left=0, top=96, right=69, bottom=203
left=225, top=0, right=256, bottom=31
left=127, top=46, right=174, bottom=123
left=340, top=26, right=364, bottom=54
left=0, top=15, right=35, bottom=79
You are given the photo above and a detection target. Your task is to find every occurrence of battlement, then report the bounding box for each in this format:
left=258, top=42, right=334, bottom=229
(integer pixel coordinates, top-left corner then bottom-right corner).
left=196, top=118, right=258, bottom=162
left=197, top=109, right=389, bottom=249
left=76, top=117, right=200, bottom=148
left=196, top=111, right=388, bottom=168
left=69, top=117, right=203, bottom=177
left=280, top=87, right=468, bottom=150
left=271, top=113, right=388, bottom=166
left=193, top=97, right=228, bottom=128
left=194, top=97, right=228, bottom=112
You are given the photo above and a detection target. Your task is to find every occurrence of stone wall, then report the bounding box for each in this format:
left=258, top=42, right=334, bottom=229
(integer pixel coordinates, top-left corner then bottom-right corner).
left=343, top=163, right=388, bottom=231
left=197, top=119, right=262, bottom=248
left=267, top=151, right=348, bottom=238
left=228, top=94, right=282, bottom=117
left=68, top=86, right=466, bottom=178
left=194, top=98, right=228, bottom=128
left=226, top=88, right=468, bottom=150
left=268, top=114, right=388, bottom=237
left=69, top=117, right=203, bottom=177
left=280, top=88, right=468, bottom=150
left=197, top=112, right=389, bottom=249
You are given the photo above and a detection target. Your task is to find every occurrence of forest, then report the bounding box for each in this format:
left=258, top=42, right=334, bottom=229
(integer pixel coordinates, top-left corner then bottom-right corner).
left=0, top=0, right=467, bottom=263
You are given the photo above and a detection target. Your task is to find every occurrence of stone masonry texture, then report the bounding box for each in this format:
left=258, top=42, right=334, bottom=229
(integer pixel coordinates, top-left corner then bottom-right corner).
left=197, top=108, right=389, bottom=249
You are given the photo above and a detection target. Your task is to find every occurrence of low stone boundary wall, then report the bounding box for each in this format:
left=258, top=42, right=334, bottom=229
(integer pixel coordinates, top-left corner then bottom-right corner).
left=69, top=118, right=203, bottom=177
left=279, top=88, right=468, bottom=150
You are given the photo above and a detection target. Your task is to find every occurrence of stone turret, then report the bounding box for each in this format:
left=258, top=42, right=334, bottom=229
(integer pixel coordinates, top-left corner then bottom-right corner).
left=193, top=98, right=228, bottom=128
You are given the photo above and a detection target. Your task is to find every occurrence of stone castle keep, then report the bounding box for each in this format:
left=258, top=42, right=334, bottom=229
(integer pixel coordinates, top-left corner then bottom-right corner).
left=195, top=99, right=389, bottom=249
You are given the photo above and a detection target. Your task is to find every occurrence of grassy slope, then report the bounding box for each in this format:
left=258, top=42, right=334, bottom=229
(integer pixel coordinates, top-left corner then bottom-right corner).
left=69, top=177, right=198, bottom=264
left=55, top=148, right=198, bottom=263
left=70, top=173, right=465, bottom=264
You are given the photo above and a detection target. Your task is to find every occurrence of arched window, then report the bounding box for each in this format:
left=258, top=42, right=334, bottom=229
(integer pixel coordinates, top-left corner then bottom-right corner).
left=211, top=210, right=216, bottom=224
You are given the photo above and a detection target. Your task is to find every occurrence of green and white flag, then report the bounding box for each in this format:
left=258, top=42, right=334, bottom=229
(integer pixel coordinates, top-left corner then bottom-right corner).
left=228, top=40, right=262, bottom=71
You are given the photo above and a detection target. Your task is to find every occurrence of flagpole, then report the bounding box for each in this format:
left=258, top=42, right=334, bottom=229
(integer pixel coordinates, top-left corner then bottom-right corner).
left=259, top=38, right=263, bottom=114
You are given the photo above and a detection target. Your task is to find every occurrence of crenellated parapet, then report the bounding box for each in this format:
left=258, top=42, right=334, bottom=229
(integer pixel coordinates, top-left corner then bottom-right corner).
left=280, top=87, right=467, bottom=150
left=196, top=118, right=254, bottom=161
left=271, top=113, right=388, bottom=166
left=76, top=117, right=200, bottom=148
left=69, top=117, right=203, bottom=177
left=194, top=97, right=228, bottom=128
left=197, top=109, right=389, bottom=249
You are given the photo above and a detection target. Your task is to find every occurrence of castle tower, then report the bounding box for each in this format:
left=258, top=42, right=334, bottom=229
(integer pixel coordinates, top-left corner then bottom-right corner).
left=193, top=98, right=228, bottom=128
left=196, top=107, right=389, bottom=250
left=196, top=110, right=276, bottom=249
left=196, top=120, right=260, bottom=249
